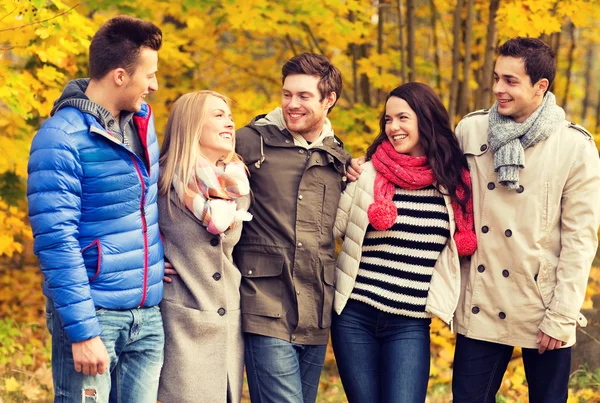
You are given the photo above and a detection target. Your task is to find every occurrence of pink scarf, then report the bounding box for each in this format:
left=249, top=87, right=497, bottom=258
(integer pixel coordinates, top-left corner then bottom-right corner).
left=368, top=140, right=477, bottom=256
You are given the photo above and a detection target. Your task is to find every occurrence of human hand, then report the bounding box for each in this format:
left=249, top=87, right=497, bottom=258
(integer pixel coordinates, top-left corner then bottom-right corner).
left=536, top=330, right=566, bottom=354
left=72, top=336, right=110, bottom=376
left=346, top=156, right=365, bottom=182
left=163, top=261, right=178, bottom=283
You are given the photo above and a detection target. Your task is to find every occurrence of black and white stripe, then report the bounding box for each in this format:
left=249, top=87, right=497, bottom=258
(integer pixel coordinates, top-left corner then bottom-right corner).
left=350, top=185, right=450, bottom=317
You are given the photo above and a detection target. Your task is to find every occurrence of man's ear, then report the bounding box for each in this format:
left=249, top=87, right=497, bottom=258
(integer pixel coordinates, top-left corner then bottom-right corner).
left=535, top=78, right=549, bottom=95
left=112, top=68, right=127, bottom=87
left=325, top=91, right=337, bottom=111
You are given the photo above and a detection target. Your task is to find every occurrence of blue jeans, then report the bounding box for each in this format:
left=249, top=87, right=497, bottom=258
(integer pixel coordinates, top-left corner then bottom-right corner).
left=244, top=333, right=327, bottom=403
left=452, top=334, right=571, bottom=403
left=46, top=299, right=164, bottom=403
left=331, top=299, right=431, bottom=403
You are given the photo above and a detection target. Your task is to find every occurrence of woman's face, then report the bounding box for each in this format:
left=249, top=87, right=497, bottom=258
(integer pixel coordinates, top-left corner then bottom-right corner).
left=199, top=95, right=235, bottom=165
left=384, top=96, right=424, bottom=157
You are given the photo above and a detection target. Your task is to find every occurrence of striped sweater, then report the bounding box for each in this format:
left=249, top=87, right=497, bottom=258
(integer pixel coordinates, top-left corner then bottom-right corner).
left=350, top=185, right=450, bottom=317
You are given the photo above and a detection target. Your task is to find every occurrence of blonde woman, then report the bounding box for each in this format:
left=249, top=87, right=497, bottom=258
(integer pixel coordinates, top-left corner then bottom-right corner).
left=157, top=91, right=251, bottom=403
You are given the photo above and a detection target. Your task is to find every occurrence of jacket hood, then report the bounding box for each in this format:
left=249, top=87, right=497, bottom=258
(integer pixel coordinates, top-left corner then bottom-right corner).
left=244, top=111, right=348, bottom=163
left=51, top=78, right=91, bottom=116
left=50, top=78, right=116, bottom=131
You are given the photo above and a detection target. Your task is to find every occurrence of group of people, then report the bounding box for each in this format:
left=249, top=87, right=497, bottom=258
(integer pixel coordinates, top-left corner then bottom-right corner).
left=27, top=14, right=600, bottom=403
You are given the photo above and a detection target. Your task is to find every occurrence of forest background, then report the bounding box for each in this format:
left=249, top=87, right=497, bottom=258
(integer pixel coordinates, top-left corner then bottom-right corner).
left=1, top=0, right=600, bottom=401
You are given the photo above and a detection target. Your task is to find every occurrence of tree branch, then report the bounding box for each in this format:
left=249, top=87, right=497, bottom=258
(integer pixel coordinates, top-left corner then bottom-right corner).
left=0, top=7, right=17, bottom=23
left=0, top=3, right=81, bottom=33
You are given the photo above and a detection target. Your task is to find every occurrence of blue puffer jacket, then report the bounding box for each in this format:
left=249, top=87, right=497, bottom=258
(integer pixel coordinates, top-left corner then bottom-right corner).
left=27, top=100, right=164, bottom=343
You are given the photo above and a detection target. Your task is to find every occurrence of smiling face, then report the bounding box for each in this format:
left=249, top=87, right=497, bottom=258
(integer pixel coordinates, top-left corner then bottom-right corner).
left=118, top=47, right=159, bottom=113
left=198, top=95, right=235, bottom=165
left=384, top=96, right=424, bottom=157
left=493, top=55, right=548, bottom=123
left=281, top=74, right=335, bottom=142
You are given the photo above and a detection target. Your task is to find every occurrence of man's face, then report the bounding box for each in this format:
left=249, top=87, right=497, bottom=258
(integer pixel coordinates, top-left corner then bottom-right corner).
left=281, top=74, right=333, bottom=139
left=119, top=47, right=159, bottom=113
left=493, top=55, right=544, bottom=123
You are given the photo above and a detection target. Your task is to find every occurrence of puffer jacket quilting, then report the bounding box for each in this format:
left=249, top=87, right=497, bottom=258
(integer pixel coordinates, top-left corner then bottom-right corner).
left=27, top=103, right=164, bottom=343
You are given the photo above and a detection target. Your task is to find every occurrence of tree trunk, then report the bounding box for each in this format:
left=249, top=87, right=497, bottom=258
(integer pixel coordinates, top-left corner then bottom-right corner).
left=360, top=44, right=372, bottom=106
left=406, top=0, right=415, bottom=81
left=581, top=45, right=594, bottom=123
left=349, top=11, right=359, bottom=104
left=561, top=21, right=576, bottom=112
left=377, top=1, right=385, bottom=103
left=429, top=0, right=442, bottom=92
left=397, top=0, right=407, bottom=83
left=448, top=0, right=464, bottom=121
left=477, top=0, right=500, bottom=109
left=596, top=88, right=600, bottom=133
left=457, top=0, right=474, bottom=118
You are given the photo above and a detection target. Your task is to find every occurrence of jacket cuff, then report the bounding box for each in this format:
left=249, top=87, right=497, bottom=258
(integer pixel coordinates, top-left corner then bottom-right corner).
left=538, top=308, right=576, bottom=343
left=64, top=316, right=103, bottom=343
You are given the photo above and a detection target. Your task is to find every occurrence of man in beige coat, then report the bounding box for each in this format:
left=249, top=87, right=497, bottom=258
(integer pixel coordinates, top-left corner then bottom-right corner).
left=452, top=37, right=600, bottom=403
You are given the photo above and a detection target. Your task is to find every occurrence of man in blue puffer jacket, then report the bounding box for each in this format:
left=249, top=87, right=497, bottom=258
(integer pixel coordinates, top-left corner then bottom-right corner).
left=27, top=16, right=165, bottom=402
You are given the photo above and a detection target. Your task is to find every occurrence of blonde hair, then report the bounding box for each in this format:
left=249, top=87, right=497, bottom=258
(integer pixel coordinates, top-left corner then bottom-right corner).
left=158, top=91, right=243, bottom=212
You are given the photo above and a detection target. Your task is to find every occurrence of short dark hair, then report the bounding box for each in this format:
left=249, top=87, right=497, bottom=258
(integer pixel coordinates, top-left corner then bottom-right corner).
left=281, top=53, right=342, bottom=113
left=366, top=82, right=471, bottom=212
left=89, top=15, right=162, bottom=80
left=498, top=37, right=556, bottom=91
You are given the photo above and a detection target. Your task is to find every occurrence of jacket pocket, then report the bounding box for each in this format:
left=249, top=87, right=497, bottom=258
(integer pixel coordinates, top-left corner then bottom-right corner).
left=535, top=258, right=556, bottom=308
left=81, top=239, right=102, bottom=282
left=319, top=257, right=336, bottom=329
left=238, top=252, right=284, bottom=318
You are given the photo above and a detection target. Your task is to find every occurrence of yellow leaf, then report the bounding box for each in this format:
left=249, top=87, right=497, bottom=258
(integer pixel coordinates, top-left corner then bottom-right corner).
left=4, top=376, right=20, bottom=392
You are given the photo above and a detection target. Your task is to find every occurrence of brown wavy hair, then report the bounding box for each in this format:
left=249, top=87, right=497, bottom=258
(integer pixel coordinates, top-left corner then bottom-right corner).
left=366, top=82, right=471, bottom=212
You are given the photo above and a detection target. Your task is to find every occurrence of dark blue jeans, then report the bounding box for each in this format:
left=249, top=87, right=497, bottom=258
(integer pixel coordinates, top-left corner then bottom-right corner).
left=452, top=334, right=571, bottom=403
left=244, top=333, right=327, bottom=403
left=46, top=299, right=164, bottom=403
left=331, top=299, right=431, bottom=403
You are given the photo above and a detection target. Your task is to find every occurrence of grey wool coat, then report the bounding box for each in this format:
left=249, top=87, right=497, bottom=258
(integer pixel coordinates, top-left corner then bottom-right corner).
left=157, top=191, right=250, bottom=403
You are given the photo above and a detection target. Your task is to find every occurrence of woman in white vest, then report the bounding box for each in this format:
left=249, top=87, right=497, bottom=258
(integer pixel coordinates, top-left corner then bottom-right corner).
left=332, top=82, right=476, bottom=403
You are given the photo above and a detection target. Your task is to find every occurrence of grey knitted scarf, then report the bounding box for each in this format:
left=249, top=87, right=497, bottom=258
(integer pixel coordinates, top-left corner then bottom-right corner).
left=488, top=92, right=565, bottom=189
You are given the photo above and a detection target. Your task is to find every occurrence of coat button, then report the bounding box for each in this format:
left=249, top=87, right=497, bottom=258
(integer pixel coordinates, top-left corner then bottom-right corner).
left=502, top=270, right=509, bottom=278
left=285, top=139, right=291, bottom=144
left=210, top=237, right=220, bottom=246
left=297, top=242, right=303, bottom=248
left=472, top=307, right=480, bottom=314
left=248, top=270, right=253, bottom=275
left=480, top=144, right=488, bottom=152
left=516, top=185, right=524, bottom=193
left=298, top=149, right=305, bottom=154
left=477, top=265, right=485, bottom=273
left=213, top=272, right=221, bottom=281
left=481, top=226, right=489, bottom=234
left=292, top=335, right=296, bottom=341
left=487, top=182, right=495, bottom=190
left=505, top=229, right=512, bottom=237
left=218, top=308, right=226, bottom=316
left=298, top=195, right=303, bottom=200
left=499, top=312, right=506, bottom=320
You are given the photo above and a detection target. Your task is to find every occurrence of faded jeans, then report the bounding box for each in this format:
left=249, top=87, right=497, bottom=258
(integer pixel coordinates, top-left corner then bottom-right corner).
left=244, top=333, right=327, bottom=403
left=46, top=298, right=164, bottom=403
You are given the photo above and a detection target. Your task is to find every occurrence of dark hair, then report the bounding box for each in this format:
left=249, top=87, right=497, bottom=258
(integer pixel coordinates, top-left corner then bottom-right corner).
left=366, top=82, right=471, bottom=212
left=498, top=37, right=556, bottom=91
left=281, top=52, right=342, bottom=113
left=89, top=15, right=162, bottom=80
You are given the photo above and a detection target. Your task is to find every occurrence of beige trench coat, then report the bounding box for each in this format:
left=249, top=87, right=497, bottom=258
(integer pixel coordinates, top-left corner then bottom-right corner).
left=158, top=192, right=250, bottom=403
left=454, top=110, right=600, bottom=348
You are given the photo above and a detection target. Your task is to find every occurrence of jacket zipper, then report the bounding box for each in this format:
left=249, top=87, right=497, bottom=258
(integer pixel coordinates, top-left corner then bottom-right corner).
left=130, top=155, right=149, bottom=307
